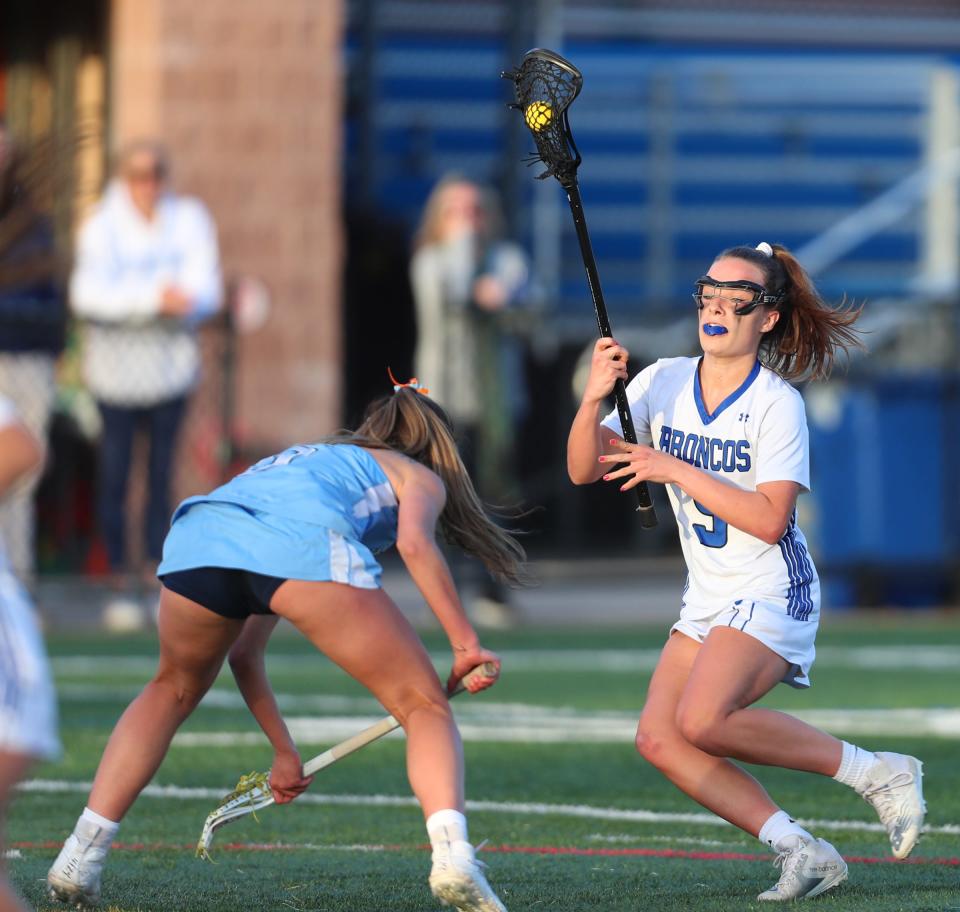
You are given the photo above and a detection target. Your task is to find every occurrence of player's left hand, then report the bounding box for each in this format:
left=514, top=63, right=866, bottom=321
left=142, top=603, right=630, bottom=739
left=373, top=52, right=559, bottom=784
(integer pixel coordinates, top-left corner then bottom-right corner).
left=599, top=438, right=678, bottom=489
left=447, top=645, right=501, bottom=695
left=269, top=748, right=314, bottom=804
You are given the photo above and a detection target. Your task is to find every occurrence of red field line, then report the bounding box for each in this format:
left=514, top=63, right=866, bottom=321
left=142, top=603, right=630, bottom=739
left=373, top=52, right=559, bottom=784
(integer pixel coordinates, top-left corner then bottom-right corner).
left=13, top=841, right=960, bottom=867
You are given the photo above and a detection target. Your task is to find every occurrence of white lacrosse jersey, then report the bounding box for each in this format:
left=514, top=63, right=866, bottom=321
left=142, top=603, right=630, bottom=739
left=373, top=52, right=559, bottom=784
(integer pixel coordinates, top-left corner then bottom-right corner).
left=602, top=356, right=818, bottom=620
left=0, top=394, right=60, bottom=759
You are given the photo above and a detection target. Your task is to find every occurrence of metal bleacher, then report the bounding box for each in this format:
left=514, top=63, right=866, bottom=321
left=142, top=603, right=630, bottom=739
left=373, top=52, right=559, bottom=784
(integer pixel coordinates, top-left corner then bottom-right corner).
left=345, top=1, right=949, bottom=331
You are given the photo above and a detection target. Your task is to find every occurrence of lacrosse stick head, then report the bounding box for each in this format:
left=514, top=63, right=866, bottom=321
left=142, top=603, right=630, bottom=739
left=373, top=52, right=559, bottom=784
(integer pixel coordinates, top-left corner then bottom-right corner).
left=502, top=48, right=583, bottom=188
left=195, top=770, right=274, bottom=860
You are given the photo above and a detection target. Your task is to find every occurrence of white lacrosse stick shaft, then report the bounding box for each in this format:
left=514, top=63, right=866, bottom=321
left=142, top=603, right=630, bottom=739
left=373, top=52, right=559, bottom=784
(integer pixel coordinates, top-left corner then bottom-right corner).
left=196, top=661, right=497, bottom=857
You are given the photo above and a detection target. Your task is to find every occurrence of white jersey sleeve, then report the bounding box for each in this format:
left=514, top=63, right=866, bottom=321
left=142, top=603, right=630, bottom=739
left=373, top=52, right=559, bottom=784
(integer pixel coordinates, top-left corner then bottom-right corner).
left=755, top=388, right=810, bottom=491
left=598, top=360, right=659, bottom=446
left=0, top=395, right=17, bottom=430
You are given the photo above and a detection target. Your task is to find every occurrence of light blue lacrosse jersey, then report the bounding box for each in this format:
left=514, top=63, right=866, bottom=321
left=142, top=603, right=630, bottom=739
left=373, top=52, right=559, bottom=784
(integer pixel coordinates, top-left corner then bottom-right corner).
left=158, top=444, right=399, bottom=587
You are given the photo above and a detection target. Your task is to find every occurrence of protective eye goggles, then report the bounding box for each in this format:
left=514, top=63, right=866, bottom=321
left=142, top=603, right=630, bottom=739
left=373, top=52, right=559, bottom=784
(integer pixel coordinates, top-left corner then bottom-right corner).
left=692, top=276, right=784, bottom=316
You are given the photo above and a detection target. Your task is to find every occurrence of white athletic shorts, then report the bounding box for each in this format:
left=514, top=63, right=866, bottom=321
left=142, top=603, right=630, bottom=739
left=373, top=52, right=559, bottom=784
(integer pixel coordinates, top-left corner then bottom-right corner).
left=0, top=566, right=60, bottom=759
left=671, top=596, right=819, bottom=688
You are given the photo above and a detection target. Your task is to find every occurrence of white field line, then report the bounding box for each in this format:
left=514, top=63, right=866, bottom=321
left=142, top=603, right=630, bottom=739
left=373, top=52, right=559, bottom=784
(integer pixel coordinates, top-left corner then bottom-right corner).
left=50, top=644, right=960, bottom=677
left=55, top=682, right=960, bottom=741
left=163, top=706, right=960, bottom=746
left=588, top=833, right=738, bottom=848
left=57, top=683, right=384, bottom=714
left=3, top=849, right=21, bottom=859
left=18, top=779, right=960, bottom=837
left=55, top=675, right=960, bottom=739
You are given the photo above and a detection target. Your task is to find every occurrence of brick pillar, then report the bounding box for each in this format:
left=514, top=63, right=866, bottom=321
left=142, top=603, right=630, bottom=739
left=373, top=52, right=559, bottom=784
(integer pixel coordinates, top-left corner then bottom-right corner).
left=110, top=0, right=344, bottom=453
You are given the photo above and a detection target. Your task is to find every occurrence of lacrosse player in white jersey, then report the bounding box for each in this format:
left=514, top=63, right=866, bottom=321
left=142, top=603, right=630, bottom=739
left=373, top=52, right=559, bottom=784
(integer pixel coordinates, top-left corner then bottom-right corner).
left=568, top=242, right=925, bottom=902
left=0, top=396, right=59, bottom=912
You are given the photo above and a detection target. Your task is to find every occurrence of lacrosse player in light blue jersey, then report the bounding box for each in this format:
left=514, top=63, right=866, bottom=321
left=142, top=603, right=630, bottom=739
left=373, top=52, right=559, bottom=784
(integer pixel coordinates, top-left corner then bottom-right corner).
left=0, top=396, right=58, bottom=912
left=569, top=242, right=925, bottom=902
left=48, top=379, right=523, bottom=912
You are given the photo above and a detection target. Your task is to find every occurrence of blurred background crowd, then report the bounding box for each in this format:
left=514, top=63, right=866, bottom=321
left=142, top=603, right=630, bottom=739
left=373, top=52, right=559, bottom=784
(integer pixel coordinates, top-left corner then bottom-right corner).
left=1, top=0, right=959, bottom=623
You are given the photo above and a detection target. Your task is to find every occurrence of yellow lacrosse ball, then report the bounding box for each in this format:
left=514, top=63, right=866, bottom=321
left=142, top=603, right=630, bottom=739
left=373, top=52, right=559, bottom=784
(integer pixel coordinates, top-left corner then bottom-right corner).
left=524, top=101, right=553, bottom=132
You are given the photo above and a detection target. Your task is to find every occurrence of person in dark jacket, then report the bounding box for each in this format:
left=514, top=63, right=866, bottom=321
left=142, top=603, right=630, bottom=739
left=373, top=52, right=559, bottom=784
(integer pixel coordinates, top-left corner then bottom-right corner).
left=0, top=121, right=66, bottom=582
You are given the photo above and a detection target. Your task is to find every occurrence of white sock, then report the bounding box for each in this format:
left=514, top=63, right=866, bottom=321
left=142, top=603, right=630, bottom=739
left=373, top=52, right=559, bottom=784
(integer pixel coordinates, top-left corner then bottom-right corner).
left=758, top=810, right=814, bottom=852
left=79, top=807, right=120, bottom=842
left=426, top=809, right=468, bottom=853
left=833, top=741, right=876, bottom=792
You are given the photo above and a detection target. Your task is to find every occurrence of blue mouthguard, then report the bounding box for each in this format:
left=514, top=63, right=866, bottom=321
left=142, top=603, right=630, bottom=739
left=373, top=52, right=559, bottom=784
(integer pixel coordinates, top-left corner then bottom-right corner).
left=703, top=324, right=728, bottom=336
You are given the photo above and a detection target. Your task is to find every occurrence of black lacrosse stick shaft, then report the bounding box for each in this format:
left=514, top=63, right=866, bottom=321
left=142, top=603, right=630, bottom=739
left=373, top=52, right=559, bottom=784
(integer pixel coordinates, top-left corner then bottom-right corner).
left=503, top=46, right=657, bottom=526
left=565, top=183, right=657, bottom=527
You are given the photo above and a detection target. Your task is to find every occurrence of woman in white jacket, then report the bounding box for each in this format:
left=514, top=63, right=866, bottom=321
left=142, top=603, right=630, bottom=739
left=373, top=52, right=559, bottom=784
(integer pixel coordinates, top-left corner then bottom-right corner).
left=70, top=140, right=222, bottom=609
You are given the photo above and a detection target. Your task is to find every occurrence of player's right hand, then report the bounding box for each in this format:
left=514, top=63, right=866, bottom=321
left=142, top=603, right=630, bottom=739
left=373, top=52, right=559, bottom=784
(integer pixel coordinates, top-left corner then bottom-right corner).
left=269, top=748, right=314, bottom=804
left=582, top=337, right=629, bottom=404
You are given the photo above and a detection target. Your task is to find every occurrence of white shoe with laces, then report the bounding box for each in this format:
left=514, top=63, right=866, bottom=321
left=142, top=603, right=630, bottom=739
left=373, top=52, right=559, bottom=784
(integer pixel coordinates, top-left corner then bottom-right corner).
left=859, top=751, right=926, bottom=859
left=757, top=835, right=847, bottom=902
left=47, top=820, right=113, bottom=907
left=429, top=840, right=507, bottom=912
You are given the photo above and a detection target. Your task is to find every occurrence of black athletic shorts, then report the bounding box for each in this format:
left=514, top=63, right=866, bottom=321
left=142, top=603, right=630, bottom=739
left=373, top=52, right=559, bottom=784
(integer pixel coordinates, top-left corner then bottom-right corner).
left=159, top=567, right=288, bottom=620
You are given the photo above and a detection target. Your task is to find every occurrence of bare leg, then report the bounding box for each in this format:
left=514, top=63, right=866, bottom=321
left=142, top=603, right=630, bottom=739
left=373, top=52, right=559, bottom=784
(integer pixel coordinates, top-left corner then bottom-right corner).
left=677, top=627, right=843, bottom=775
left=270, top=580, right=462, bottom=817
left=0, top=751, right=34, bottom=912
left=638, top=629, right=845, bottom=837
left=87, top=588, right=243, bottom=820
left=637, top=633, right=784, bottom=835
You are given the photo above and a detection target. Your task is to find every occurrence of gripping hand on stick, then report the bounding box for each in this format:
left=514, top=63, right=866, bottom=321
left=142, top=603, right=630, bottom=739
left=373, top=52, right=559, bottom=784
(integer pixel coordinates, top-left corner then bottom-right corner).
left=582, top=338, right=629, bottom=405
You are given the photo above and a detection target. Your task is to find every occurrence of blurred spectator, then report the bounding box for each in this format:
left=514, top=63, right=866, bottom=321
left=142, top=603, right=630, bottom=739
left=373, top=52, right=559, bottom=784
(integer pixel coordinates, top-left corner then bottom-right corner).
left=410, top=174, right=536, bottom=627
left=0, top=120, right=66, bottom=583
left=0, top=395, right=59, bottom=912
left=71, top=139, right=222, bottom=627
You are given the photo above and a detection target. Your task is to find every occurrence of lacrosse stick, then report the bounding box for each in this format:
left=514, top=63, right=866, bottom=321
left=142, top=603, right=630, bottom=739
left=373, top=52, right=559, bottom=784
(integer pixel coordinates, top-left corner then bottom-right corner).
left=196, top=662, right=498, bottom=859
left=502, top=48, right=658, bottom=528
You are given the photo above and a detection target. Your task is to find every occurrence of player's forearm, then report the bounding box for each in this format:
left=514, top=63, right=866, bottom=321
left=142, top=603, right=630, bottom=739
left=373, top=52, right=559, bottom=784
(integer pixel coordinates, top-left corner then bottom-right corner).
left=229, top=656, right=297, bottom=754
left=671, top=460, right=790, bottom=545
left=398, top=539, right=479, bottom=650
left=567, top=399, right=607, bottom=484
left=0, top=425, right=43, bottom=496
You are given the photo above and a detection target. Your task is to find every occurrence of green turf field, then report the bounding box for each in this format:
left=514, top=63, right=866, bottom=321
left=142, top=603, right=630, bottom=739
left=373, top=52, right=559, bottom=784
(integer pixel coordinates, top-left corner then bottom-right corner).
left=10, top=616, right=960, bottom=912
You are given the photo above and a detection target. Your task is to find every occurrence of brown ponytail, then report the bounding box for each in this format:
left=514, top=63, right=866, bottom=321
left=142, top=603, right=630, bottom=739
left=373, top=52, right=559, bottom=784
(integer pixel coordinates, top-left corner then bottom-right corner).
left=330, top=390, right=527, bottom=585
left=719, top=243, right=864, bottom=381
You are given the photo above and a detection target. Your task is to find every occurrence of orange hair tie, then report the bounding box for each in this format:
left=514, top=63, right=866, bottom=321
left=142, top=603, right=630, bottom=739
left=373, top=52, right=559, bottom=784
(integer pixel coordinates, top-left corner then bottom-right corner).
left=387, top=366, right=430, bottom=396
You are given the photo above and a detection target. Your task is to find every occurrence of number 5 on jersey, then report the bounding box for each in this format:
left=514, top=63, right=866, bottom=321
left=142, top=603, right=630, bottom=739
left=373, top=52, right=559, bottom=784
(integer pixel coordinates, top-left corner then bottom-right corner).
left=693, top=500, right=728, bottom=548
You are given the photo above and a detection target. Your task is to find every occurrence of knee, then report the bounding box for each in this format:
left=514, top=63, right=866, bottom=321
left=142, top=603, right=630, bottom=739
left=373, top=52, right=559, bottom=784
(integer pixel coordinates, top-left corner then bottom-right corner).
left=389, top=683, right=453, bottom=729
left=150, top=667, right=212, bottom=713
left=635, top=721, right=679, bottom=770
left=675, top=705, right=729, bottom=756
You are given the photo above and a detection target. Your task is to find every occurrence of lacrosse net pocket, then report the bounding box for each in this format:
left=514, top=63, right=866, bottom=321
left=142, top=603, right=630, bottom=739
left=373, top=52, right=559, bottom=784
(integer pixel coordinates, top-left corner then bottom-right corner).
left=502, top=48, right=584, bottom=187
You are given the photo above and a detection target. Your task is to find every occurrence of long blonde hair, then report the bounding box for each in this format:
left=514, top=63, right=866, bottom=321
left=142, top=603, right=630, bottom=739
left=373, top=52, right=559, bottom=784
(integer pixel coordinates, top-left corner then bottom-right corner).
left=718, top=243, right=863, bottom=381
left=332, top=390, right=527, bottom=585
left=412, top=173, right=505, bottom=250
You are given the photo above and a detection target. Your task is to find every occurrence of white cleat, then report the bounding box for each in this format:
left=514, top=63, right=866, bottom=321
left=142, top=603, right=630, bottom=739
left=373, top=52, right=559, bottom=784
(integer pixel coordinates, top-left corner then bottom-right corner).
left=757, top=836, right=848, bottom=902
left=859, top=752, right=926, bottom=859
left=47, top=822, right=112, bottom=908
left=429, top=841, right=507, bottom=912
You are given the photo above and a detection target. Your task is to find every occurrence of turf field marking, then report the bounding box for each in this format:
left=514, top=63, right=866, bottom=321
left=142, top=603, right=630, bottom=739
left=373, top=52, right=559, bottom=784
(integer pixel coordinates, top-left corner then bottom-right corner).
left=51, top=644, right=960, bottom=676
left=20, top=779, right=960, bottom=838
left=162, top=706, right=960, bottom=743
left=55, top=680, right=960, bottom=739
left=57, top=683, right=384, bottom=713
left=588, top=833, right=737, bottom=848
left=10, top=839, right=958, bottom=867
left=3, top=849, right=21, bottom=859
